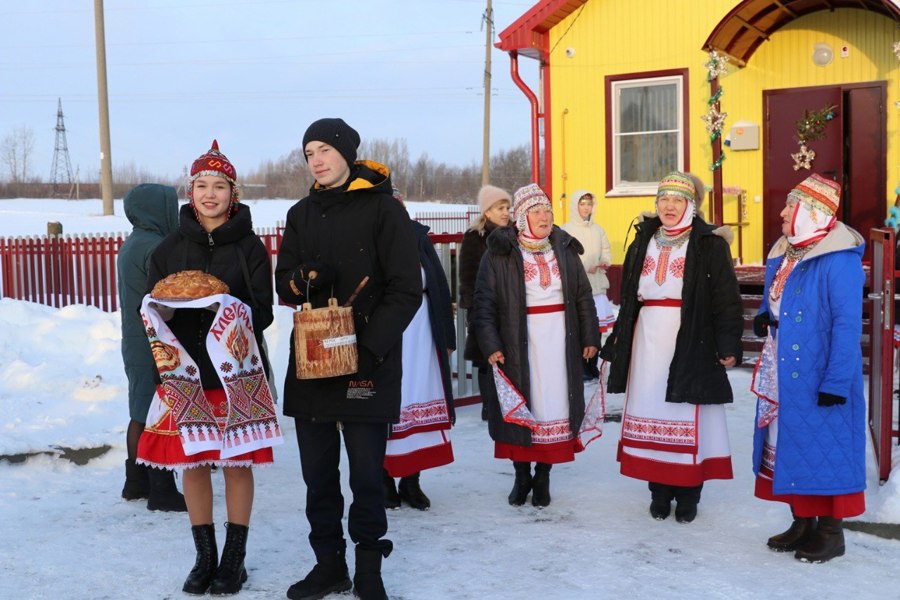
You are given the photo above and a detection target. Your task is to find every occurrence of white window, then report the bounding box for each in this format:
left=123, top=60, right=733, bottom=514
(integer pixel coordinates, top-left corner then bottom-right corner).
left=606, top=70, right=686, bottom=196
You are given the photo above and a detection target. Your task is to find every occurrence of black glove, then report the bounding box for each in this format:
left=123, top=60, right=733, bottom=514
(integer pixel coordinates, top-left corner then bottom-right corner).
left=347, top=346, right=381, bottom=401
left=753, top=311, right=777, bottom=337
left=296, top=261, right=336, bottom=292
left=818, top=392, right=846, bottom=407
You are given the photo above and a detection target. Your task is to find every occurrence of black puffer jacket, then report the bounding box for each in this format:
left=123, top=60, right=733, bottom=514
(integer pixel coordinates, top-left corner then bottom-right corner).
left=147, top=203, right=274, bottom=389
left=600, top=216, right=743, bottom=404
left=275, top=161, right=422, bottom=423
left=472, top=225, right=600, bottom=446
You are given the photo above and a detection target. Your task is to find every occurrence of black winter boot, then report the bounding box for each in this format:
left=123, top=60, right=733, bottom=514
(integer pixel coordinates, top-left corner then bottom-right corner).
left=122, top=459, right=150, bottom=500
left=287, top=548, right=352, bottom=600
left=531, top=463, right=552, bottom=508
left=147, top=467, right=187, bottom=512
left=795, top=516, right=845, bottom=563
left=353, top=547, right=387, bottom=600
left=398, top=472, right=431, bottom=510
left=649, top=482, right=675, bottom=520
left=209, top=522, right=249, bottom=595
left=383, top=470, right=400, bottom=510
left=768, top=514, right=817, bottom=552
left=674, top=484, right=702, bottom=523
left=508, top=462, right=532, bottom=506
left=182, top=524, right=217, bottom=595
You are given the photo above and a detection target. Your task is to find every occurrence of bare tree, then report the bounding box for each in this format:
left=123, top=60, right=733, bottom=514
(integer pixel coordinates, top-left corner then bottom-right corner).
left=1, top=126, right=36, bottom=183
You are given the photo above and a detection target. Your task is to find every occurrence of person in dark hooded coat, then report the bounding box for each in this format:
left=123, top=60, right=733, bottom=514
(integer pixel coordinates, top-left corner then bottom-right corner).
left=117, top=183, right=185, bottom=512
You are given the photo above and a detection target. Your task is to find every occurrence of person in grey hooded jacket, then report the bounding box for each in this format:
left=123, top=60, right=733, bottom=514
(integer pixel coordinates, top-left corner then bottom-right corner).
left=117, top=183, right=185, bottom=512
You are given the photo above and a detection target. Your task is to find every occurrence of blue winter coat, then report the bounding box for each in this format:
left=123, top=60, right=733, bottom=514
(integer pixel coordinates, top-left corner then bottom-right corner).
left=752, top=222, right=867, bottom=496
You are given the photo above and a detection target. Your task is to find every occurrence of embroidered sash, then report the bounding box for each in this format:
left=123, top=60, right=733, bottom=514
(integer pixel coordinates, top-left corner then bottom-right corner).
left=141, top=294, right=283, bottom=458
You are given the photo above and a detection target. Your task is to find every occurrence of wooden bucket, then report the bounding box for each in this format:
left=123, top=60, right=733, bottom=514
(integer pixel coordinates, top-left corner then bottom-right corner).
left=293, top=297, right=358, bottom=379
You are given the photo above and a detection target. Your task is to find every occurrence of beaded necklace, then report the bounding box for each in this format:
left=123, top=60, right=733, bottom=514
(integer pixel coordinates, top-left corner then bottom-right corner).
left=769, top=243, right=815, bottom=302
left=652, top=228, right=691, bottom=286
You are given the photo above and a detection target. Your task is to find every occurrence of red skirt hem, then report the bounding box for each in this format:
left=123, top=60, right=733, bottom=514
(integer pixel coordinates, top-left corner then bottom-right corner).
left=494, top=439, right=582, bottom=464
left=384, top=443, right=454, bottom=478
left=754, top=476, right=865, bottom=518
left=617, top=442, right=733, bottom=486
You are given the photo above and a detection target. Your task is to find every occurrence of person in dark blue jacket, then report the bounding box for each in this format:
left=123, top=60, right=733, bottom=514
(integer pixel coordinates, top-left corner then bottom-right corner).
left=117, top=183, right=186, bottom=512
left=383, top=189, right=456, bottom=511
left=751, top=173, right=866, bottom=563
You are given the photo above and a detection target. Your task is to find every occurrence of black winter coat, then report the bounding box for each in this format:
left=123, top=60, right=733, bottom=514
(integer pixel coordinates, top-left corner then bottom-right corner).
left=473, top=226, right=600, bottom=446
left=147, top=203, right=274, bottom=389
left=459, top=221, right=502, bottom=364
left=275, top=161, right=422, bottom=423
left=412, top=220, right=456, bottom=423
left=600, top=216, right=743, bottom=404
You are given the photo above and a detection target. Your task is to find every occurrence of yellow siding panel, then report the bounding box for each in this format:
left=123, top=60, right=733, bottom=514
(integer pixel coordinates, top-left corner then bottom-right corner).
left=544, top=1, right=899, bottom=265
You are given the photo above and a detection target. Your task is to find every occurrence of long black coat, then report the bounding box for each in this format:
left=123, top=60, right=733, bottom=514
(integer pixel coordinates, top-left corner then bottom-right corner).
left=275, top=161, right=422, bottom=424
left=600, top=216, right=743, bottom=404
left=147, top=203, right=274, bottom=389
left=412, top=220, right=456, bottom=423
left=473, top=226, right=600, bottom=446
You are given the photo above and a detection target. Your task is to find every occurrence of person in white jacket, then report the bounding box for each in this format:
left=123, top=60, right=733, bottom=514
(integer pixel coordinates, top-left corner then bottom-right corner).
left=562, top=189, right=614, bottom=380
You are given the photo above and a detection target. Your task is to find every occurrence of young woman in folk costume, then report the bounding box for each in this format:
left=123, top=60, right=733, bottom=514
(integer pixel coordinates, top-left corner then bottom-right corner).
left=382, top=188, right=456, bottom=511
left=473, top=183, right=600, bottom=508
left=138, top=140, right=279, bottom=595
left=751, top=174, right=866, bottom=563
left=561, top=189, right=615, bottom=380
left=600, top=171, right=742, bottom=523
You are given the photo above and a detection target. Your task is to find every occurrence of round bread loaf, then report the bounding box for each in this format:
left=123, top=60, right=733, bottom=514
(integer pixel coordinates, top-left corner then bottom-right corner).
left=151, top=270, right=229, bottom=300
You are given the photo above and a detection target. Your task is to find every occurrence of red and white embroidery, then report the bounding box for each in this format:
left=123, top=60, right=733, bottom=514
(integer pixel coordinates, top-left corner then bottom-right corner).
left=669, top=256, right=686, bottom=278
left=622, top=414, right=697, bottom=446
left=642, top=255, right=655, bottom=276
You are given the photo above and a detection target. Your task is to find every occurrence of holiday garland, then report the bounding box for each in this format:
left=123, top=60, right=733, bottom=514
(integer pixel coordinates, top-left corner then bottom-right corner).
left=702, top=50, right=728, bottom=171
left=791, top=105, right=836, bottom=171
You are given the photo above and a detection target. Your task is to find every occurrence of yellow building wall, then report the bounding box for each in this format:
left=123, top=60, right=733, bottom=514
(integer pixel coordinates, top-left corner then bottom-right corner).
left=546, top=0, right=900, bottom=265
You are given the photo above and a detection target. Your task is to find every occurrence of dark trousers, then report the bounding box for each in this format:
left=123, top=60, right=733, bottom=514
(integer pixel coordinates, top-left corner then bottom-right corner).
left=295, top=418, right=393, bottom=558
left=649, top=481, right=703, bottom=504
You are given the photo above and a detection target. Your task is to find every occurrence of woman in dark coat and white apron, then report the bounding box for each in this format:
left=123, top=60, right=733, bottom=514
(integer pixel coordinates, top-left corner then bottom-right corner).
left=473, top=183, right=600, bottom=508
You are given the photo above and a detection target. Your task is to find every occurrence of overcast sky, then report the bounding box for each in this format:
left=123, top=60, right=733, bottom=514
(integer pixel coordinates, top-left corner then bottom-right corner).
left=0, top=0, right=539, bottom=182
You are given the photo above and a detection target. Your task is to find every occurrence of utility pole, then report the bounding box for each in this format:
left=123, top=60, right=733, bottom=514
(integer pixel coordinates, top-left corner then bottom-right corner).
left=94, top=0, right=114, bottom=215
left=481, top=0, right=493, bottom=186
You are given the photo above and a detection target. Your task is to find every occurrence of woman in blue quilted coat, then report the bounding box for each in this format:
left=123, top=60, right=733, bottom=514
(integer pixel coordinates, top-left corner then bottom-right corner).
left=751, top=173, right=866, bottom=564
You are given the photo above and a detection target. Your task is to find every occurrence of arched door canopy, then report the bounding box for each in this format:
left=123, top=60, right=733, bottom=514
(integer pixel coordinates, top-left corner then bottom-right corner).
left=704, top=0, right=900, bottom=66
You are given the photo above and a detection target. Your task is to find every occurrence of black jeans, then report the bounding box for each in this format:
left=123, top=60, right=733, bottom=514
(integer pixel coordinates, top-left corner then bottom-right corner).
left=295, top=418, right=393, bottom=558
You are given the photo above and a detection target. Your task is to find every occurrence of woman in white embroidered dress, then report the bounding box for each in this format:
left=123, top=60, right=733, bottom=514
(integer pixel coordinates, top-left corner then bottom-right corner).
left=600, top=171, right=743, bottom=523
left=473, top=183, right=600, bottom=508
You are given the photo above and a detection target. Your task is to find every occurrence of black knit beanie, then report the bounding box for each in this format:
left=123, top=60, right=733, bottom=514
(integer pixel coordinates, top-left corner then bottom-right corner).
left=302, top=118, right=360, bottom=165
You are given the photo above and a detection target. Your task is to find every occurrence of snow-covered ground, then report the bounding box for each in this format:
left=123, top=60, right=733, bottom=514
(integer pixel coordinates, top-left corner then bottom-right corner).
left=0, top=199, right=898, bottom=599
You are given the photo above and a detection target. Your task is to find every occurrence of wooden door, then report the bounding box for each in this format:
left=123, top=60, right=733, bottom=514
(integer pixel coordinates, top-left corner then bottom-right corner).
left=763, top=87, right=843, bottom=253
left=846, top=84, right=887, bottom=263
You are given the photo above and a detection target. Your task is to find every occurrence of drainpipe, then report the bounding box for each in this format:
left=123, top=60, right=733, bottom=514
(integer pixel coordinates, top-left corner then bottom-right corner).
left=508, top=51, right=542, bottom=184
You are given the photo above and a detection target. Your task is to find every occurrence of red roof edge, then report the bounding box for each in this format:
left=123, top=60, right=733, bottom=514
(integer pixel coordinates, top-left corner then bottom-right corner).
left=495, top=0, right=587, bottom=58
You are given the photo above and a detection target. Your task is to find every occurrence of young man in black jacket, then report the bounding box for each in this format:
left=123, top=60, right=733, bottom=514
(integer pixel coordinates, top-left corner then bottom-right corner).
left=276, top=118, right=421, bottom=600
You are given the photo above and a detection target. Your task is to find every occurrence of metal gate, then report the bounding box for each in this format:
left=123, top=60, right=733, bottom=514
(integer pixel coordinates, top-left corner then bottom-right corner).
left=868, top=228, right=895, bottom=483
